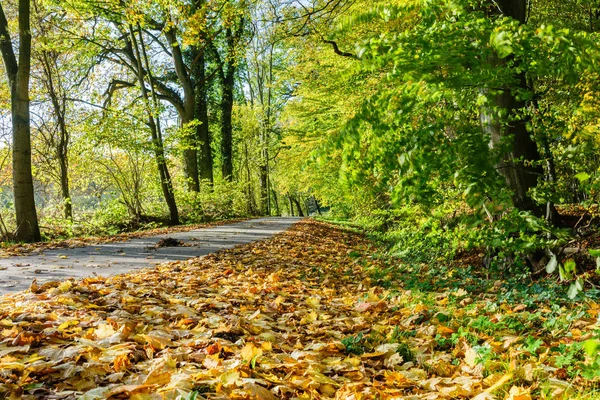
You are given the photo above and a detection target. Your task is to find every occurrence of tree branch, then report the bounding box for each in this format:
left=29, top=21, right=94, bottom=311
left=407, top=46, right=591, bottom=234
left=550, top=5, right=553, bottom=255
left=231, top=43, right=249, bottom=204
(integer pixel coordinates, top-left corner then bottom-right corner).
left=0, top=3, right=18, bottom=82
left=322, top=38, right=357, bottom=59
left=103, top=79, right=135, bottom=107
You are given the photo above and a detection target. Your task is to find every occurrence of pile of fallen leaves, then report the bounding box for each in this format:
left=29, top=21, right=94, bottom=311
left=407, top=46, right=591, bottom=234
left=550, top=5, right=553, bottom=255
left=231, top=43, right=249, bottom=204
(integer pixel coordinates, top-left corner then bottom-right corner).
left=0, top=220, right=599, bottom=399
left=154, top=238, right=185, bottom=248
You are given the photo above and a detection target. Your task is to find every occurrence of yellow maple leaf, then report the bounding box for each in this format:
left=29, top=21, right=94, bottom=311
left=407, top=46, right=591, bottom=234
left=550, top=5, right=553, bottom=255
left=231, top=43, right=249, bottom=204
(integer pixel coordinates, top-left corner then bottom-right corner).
left=241, top=342, right=263, bottom=362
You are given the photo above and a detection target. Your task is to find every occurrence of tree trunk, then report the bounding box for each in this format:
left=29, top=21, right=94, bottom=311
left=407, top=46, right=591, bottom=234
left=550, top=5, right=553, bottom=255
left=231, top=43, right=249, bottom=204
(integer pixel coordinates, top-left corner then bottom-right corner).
left=40, top=50, right=72, bottom=221
left=192, top=54, right=213, bottom=185
left=293, top=197, right=305, bottom=217
left=193, top=0, right=213, bottom=184
left=59, top=155, right=72, bottom=220
left=163, top=25, right=199, bottom=192
left=53, top=90, right=72, bottom=221
left=0, top=0, right=41, bottom=242
left=220, top=44, right=235, bottom=182
left=243, top=143, right=256, bottom=215
left=183, top=138, right=200, bottom=192
left=131, top=25, right=180, bottom=225
left=482, top=0, right=544, bottom=216
left=13, top=92, right=40, bottom=241
left=57, top=111, right=72, bottom=221
left=496, top=0, right=527, bottom=23
left=288, top=194, right=294, bottom=216
left=481, top=81, right=543, bottom=215
left=260, top=45, right=274, bottom=216
left=271, top=188, right=280, bottom=216
left=259, top=163, right=269, bottom=215
left=313, top=196, right=322, bottom=215
left=189, top=0, right=213, bottom=186
left=137, top=28, right=179, bottom=225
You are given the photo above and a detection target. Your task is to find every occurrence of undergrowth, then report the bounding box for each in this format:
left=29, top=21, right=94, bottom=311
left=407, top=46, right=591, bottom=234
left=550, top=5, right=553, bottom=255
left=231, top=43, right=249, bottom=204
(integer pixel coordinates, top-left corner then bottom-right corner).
left=317, top=205, right=600, bottom=397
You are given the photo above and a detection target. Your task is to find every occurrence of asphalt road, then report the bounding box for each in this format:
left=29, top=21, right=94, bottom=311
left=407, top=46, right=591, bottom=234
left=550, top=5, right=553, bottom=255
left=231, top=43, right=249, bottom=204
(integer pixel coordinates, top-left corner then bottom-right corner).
left=0, top=217, right=301, bottom=294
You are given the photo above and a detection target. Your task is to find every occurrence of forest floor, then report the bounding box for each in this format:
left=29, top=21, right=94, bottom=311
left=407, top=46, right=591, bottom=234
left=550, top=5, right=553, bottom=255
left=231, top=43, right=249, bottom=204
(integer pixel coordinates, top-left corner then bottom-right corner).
left=0, top=219, right=599, bottom=399
left=0, top=218, right=299, bottom=294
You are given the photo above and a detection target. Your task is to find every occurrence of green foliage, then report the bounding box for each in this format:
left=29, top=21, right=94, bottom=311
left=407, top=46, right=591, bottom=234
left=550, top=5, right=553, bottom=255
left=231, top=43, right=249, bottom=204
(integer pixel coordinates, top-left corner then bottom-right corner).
left=177, top=181, right=252, bottom=222
left=330, top=0, right=599, bottom=212
left=87, top=199, right=133, bottom=235
left=341, top=333, right=366, bottom=355
left=381, top=208, right=457, bottom=264
left=522, top=336, right=544, bottom=355
left=275, top=0, right=600, bottom=292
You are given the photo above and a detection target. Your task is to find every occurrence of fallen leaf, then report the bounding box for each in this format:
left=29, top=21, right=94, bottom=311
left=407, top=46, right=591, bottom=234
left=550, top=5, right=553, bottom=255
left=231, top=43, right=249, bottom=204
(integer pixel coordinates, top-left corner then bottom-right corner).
left=505, top=386, right=532, bottom=400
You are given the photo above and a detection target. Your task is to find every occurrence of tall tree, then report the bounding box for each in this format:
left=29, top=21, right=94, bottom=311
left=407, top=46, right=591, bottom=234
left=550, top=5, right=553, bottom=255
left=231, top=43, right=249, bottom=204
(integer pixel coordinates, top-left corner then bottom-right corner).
left=144, top=0, right=215, bottom=187
left=161, top=0, right=214, bottom=187
left=38, top=49, right=72, bottom=221
left=210, top=10, right=246, bottom=182
left=129, top=23, right=180, bottom=225
left=33, top=3, right=85, bottom=222
left=219, top=28, right=237, bottom=182
left=162, top=15, right=203, bottom=191
left=57, top=1, right=183, bottom=221
left=190, top=0, right=213, bottom=185
left=481, top=0, right=545, bottom=216
left=246, top=7, right=278, bottom=215
left=0, top=0, right=41, bottom=242
left=80, top=0, right=215, bottom=192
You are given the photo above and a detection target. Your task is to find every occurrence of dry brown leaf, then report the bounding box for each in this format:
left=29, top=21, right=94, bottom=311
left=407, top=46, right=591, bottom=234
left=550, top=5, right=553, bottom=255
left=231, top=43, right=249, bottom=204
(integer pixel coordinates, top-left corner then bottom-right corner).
left=505, top=386, right=532, bottom=400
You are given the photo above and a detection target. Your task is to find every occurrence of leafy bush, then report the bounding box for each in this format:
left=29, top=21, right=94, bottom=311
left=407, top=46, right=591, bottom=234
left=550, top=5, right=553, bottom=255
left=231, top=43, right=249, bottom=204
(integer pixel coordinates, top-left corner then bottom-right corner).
left=86, top=199, right=132, bottom=235
left=177, top=181, right=252, bottom=223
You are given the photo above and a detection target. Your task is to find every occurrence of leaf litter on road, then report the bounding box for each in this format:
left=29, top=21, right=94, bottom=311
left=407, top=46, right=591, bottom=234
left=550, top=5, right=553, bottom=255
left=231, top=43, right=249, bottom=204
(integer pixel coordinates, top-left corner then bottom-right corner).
left=0, top=219, right=248, bottom=258
left=0, top=220, right=598, bottom=399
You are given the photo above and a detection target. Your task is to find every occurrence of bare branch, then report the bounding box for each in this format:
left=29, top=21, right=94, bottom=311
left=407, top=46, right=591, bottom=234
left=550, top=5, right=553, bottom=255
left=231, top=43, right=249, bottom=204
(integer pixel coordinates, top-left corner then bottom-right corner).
left=322, top=38, right=357, bottom=59
left=103, top=79, right=136, bottom=108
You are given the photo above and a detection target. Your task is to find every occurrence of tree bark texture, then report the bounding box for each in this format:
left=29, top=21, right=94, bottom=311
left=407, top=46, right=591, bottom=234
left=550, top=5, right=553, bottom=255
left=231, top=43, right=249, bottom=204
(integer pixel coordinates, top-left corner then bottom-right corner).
left=259, top=163, right=269, bottom=215
left=0, top=0, right=41, bottom=242
left=219, top=24, right=243, bottom=182
left=271, top=188, right=280, bottom=216
left=192, top=51, right=214, bottom=185
left=288, top=194, right=294, bottom=216
left=293, top=197, right=305, bottom=217
left=164, top=27, right=200, bottom=192
left=191, top=0, right=213, bottom=185
left=313, top=196, right=322, bottom=215
left=243, top=143, right=257, bottom=215
left=220, top=57, right=235, bottom=181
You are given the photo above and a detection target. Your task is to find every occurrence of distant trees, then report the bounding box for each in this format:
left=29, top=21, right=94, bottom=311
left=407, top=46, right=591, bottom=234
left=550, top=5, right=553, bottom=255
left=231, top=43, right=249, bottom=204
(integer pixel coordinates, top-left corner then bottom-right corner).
left=0, top=0, right=303, bottom=243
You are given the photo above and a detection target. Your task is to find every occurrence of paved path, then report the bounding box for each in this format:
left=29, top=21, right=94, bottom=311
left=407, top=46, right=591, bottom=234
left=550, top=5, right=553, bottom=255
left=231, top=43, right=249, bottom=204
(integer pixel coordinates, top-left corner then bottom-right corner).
left=0, top=217, right=301, bottom=294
